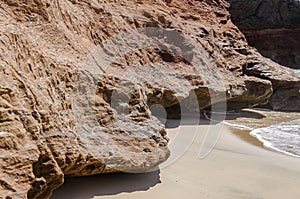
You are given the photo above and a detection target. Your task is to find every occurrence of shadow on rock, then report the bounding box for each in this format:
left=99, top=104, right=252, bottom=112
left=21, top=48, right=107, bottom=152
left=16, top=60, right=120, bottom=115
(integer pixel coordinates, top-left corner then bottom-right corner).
left=224, top=110, right=266, bottom=120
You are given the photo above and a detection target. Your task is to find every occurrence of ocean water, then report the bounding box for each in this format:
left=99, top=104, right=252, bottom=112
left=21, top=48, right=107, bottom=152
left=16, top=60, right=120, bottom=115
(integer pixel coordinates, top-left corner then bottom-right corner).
left=293, top=69, right=300, bottom=76
left=201, top=69, right=300, bottom=157
left=250, top=119, right=300, bottom=157
left=251, top=69, right=300, bottom=157
left=222, top=108, right=300, bottom=158
left=221, top=69, right=300, bottom=157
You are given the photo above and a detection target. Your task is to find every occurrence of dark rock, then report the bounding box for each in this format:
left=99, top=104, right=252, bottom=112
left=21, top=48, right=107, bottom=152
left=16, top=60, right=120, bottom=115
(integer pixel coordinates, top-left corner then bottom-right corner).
left=228, top=0, right=300, bottom=29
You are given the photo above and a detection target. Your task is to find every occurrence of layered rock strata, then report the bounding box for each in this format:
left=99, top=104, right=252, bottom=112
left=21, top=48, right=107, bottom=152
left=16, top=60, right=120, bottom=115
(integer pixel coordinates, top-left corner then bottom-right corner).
left=0, top=0, right=299, bottom=198
left=229, top=0, right=300, bottom=110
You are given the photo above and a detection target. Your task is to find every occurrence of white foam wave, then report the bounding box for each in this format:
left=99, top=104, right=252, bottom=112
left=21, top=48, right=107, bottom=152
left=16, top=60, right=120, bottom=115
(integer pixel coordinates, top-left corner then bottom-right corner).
left=250, top=128, right=300, bottom=158
left=250, top=119, right=300, bottom=158
left=222, top=121, right=254, bottom=131
left=204, top=110, right=300, bottom=158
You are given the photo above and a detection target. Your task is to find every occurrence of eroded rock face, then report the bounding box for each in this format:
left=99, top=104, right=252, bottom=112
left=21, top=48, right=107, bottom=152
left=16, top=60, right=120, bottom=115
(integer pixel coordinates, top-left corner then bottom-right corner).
left=242, top=28, right=300, bottom=69
left=229, top=0, right=300, bottom=69
left=228, top=0, right=300, bottom=29
left=0, top=0, right=299, bottom=198
left=228, top=0, right=300, bottom=110
left=242, top=58, right=300, bottom=111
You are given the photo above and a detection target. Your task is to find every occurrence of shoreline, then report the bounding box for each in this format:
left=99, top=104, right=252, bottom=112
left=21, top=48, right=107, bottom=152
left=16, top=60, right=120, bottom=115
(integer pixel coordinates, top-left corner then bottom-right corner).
left=229, top=127, right=264, bottom=148
left=52, top=123, right=300, bottom=199
left=223, top=108, right=300, bottom=158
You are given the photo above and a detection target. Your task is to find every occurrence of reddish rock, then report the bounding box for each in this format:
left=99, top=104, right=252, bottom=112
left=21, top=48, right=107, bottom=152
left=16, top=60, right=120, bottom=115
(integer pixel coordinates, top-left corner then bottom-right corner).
left=0, top=0, right=298, bottom=198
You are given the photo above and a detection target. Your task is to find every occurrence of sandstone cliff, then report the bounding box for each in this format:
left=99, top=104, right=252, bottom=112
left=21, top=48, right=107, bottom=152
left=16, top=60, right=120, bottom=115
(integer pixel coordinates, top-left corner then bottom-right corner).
left=0, top=0, right=299, bottom=198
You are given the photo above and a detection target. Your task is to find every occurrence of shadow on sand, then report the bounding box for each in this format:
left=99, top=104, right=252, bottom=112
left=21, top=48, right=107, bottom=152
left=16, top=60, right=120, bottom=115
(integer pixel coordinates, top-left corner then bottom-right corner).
left=52, top=170, right=161, bottom=199
left=51, top=109, right=266, bottom=199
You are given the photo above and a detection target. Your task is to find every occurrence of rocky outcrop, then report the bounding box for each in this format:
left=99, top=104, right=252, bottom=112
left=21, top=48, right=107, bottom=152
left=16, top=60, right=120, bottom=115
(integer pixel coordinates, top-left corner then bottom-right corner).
left=228, top=0, right=300, bottom=29
left=241, top=28, right=300, bottom=69
left=228, top=0, right=300, bottom=111
left=229, top=0, right=300, bottom=69
left=0, top=0, right=299, bottom=198
left=242, top=58, right=300, bottom=111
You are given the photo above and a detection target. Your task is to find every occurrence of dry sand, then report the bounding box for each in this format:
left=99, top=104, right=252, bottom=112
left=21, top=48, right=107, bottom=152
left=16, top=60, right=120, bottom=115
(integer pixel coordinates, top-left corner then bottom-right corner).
left=52, top=122, right=300, bottom=199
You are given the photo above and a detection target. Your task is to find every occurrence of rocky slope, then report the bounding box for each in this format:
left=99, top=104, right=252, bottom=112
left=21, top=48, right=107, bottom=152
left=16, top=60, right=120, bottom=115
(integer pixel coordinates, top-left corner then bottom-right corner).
left=229, top=0, right=300, bottom=69
left=0, top=0, right=299, bottom=198
left=228, top=0, right=300, bottom=29
left=229, top=0, right=300, bottom=110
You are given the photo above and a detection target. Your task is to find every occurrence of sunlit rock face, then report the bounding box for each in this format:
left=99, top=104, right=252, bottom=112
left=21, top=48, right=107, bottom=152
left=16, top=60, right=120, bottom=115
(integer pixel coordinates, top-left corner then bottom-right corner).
left=0, top=0, right=299, bottom=198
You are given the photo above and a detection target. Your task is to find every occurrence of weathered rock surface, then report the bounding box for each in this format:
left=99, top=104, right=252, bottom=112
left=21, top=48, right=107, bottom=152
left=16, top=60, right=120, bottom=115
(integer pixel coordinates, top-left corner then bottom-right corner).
left=229, top=0, right=300, bottom=69
left=0, top=0, right=299, bottom=198
left=242, top=58, right=300, bottom=111
left=228, top=0, right=300, bottom=29
left=228, top=0, right=300, bottom=110
left=241, top=28, right=300, bottom=69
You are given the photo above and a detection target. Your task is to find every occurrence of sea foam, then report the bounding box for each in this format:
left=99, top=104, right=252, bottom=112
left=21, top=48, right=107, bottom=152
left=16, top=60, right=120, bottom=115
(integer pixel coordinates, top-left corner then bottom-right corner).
left=249, top=119, right=300, bottom=158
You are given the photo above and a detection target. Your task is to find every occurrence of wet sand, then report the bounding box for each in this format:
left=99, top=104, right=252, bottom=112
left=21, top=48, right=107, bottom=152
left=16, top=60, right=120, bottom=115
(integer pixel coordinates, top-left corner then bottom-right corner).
left=52, top=123, right=300, bottom=199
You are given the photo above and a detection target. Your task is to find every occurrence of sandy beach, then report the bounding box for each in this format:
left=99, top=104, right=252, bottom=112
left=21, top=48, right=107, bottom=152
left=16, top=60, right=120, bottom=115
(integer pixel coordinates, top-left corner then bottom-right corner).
left=52, top=122, right=300, bottom=199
